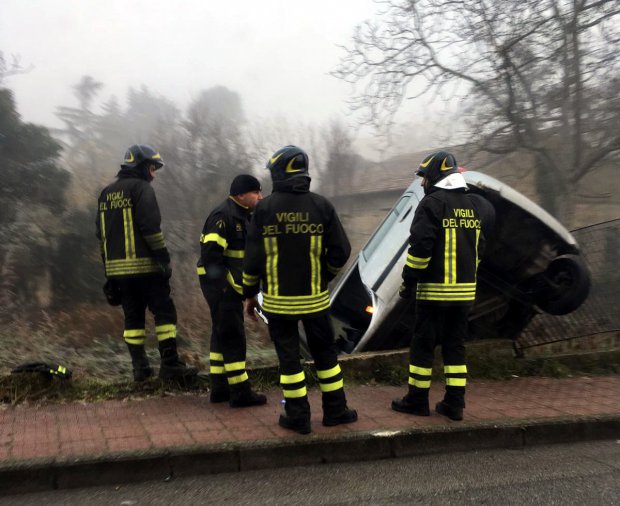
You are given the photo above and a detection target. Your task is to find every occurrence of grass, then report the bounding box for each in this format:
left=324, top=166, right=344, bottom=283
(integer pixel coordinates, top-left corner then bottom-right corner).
left=0, top=302, right=278, bottom=405
left=1, top=306, right=618, bottom=406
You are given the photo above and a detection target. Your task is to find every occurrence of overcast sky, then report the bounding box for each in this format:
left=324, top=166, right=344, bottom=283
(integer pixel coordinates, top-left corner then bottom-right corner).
left=0, top=0, right=381, bottom=130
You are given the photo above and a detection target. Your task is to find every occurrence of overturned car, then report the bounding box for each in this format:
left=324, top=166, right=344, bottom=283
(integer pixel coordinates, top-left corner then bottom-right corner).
left=313, top=171, right=590, bottom=356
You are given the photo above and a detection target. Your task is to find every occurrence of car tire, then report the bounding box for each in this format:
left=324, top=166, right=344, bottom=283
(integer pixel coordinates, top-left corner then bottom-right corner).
left=535, top=254, right=590, bottom=315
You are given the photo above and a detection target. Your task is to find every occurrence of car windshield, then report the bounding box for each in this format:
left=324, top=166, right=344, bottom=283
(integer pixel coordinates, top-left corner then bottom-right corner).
left=362, top=195, right=411, bottom=262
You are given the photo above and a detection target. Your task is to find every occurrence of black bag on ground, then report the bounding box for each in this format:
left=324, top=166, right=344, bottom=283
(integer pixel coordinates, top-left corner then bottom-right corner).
left=11, top=362, right=73, bottom=380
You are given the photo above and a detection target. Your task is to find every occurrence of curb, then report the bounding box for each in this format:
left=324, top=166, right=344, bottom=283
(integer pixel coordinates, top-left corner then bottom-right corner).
left=1, top=414, right=618, bottom=496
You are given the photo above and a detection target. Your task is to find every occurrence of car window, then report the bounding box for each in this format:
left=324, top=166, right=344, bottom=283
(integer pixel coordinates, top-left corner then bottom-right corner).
left=362, top=195, right=411, bottom=261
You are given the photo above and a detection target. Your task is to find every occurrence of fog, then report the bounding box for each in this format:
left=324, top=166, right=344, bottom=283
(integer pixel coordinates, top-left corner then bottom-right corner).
left=1, top=0, right=617, bottom=380
left=0, top=0, right=397, bottom=152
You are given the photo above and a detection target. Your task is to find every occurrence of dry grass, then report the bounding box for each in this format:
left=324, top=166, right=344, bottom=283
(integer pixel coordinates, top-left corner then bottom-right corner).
left=0, top=301, right=278, bottom=382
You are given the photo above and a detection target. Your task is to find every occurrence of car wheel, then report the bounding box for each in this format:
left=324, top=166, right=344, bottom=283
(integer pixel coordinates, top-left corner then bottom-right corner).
left=535, top=254, right=590, bottom=315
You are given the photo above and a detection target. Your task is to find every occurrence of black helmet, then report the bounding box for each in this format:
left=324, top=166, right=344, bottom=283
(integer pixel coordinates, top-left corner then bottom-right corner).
left=266, top=145, right=309, bottom=182
left=121, top=144, right=165, bottom=170
left=416, top=151, right=457, bottom=186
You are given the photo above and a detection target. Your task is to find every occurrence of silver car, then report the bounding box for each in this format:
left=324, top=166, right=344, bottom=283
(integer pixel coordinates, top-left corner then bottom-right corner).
left=315, top=171, right=590, bottom=356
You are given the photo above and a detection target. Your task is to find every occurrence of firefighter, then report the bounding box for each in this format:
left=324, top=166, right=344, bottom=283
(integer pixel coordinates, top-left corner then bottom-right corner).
left=392, top=151, right=495, bottom=420
left=243, top=145, right=357, bottom=434
left=197, top=174, right=267, bottom=407
left=96, top=144, right=198, bottom=384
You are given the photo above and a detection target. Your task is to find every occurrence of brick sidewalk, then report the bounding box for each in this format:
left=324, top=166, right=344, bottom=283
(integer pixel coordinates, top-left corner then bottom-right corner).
left=1, top=376, right=619, bottom=463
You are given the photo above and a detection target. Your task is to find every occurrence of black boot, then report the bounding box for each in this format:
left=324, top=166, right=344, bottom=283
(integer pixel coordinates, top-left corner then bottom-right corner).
left=323, top=408, right=358, bottom=427
left=209, top=374, right=230, bottom=403
left=127, top=344, right=154, bottom=382
left=158, top=338, right=198, bottom=386
left=229, top=381, right=267, bottom=408
left=322, top=389, right=358, bottom=426
left=391, top=388, right=430, bottom=416
left=279, top=396, right=311, bottom=434
left=279, top=414, right=311, bottom=434
left=436, top=387, right=465, bottom=420
left=435, top=400, right=463, bottom=421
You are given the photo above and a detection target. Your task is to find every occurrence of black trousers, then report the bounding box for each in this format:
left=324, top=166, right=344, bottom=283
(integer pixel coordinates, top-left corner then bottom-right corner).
left=116, top=276, right=177, bottom=344
left=200, top=276, right=247, bottom=386
left=409, top=303, right=470, bottom=406
left=268, top=313, right=346, bottom=419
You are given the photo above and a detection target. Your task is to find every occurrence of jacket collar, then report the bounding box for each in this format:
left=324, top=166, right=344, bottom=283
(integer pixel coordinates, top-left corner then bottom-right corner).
left=228, top=196, right=251, bottom=219
left=273, top=176, right=311, bottom=193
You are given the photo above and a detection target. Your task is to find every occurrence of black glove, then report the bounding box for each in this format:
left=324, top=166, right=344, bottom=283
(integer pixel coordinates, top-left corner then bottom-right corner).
left=103, top=279, right=122, bottom=306
left=399, top=282, right=415, bottom=299
left=161, top=264, right=172, bottom=280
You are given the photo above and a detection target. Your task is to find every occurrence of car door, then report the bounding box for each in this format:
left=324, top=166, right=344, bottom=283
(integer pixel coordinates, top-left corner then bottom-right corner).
left=358, top=190, right=420, bottom=298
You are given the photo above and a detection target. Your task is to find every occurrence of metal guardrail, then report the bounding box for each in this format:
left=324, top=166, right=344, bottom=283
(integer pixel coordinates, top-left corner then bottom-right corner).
left=517, top=219, right=620, bottom=350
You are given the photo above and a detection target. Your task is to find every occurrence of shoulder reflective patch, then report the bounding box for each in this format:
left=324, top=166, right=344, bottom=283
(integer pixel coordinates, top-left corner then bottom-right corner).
left=200, top=233, right=228, bottom=248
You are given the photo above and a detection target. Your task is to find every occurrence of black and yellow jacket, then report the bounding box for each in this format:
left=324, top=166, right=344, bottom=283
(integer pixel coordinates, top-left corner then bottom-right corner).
left=197, top=197, right=251, bottom=295
left=403, top=187, right=494, bottom=306
left=95, top=168, right=170, bottom=278
left=243, top=178, right=351, bottom=318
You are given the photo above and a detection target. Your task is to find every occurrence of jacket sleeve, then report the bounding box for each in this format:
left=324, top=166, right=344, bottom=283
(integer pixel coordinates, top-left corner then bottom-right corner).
left=242, top=207, right=265, bottom=298
left=199, top=210, right=228, bottom=282
left=323, top=201, right=351, bottom=282
left=402, top=197, right=440, bottom=285
left=469, top=194, right=496, bottom=261
left=95, top=204, right=105, bottom=266
left=134, top=183, right=170, bottom=267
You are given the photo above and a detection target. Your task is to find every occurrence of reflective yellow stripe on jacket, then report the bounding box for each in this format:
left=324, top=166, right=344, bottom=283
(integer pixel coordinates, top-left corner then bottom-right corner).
left=123, top=208, right=136, bottom=259
left=264, top=236, right=279, bottom=296
left=310, top=235, right=322, bottom=294
left=444, top=228, right=457, bottom=284
left=416, top=282, right=477, bottom=302
left=261, top=291, right=330, bottom=315
left=200, top=233, right=228, bottom=249
left=406, top=254, right=431, bottom=270
left=105, top=257, right=161, bottom=276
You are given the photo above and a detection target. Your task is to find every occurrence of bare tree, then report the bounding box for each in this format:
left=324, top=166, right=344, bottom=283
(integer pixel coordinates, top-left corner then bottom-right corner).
left=0, top=52, right=32, bottom=83
left=183, top=86, right=251, bottom=213
left=245, top=115, right=329, bottom=190
left=55, top=75, right=107, bottom=196
left=322, top=118, right=364, bottom=196
left=334, top=0, right=620, bottom=221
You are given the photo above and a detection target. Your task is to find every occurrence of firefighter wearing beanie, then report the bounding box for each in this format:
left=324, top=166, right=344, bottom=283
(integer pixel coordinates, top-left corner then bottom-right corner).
left=197, top=175, right=267, bottom=407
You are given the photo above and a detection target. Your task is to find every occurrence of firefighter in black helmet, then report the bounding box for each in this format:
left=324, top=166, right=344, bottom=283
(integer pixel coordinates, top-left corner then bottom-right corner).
left=243, top=145, right=358, bottom=434
left=197, top=174, right=267, bottom=407
left=95, top=144, right=198, bottom=384
left=392, top=151, right=495, bottom=420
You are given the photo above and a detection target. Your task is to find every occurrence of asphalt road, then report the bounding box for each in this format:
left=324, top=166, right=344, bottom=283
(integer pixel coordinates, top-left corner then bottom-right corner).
left=3, top=440, right=620, bottom=505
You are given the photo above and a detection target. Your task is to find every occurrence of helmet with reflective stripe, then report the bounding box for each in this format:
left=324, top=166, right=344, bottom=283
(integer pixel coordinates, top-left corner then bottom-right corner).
left=266, top=145, right=309, bottom=182
left=416, top=151, right=457, bottom=186
left=121, top=144, right=165, bottom=170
